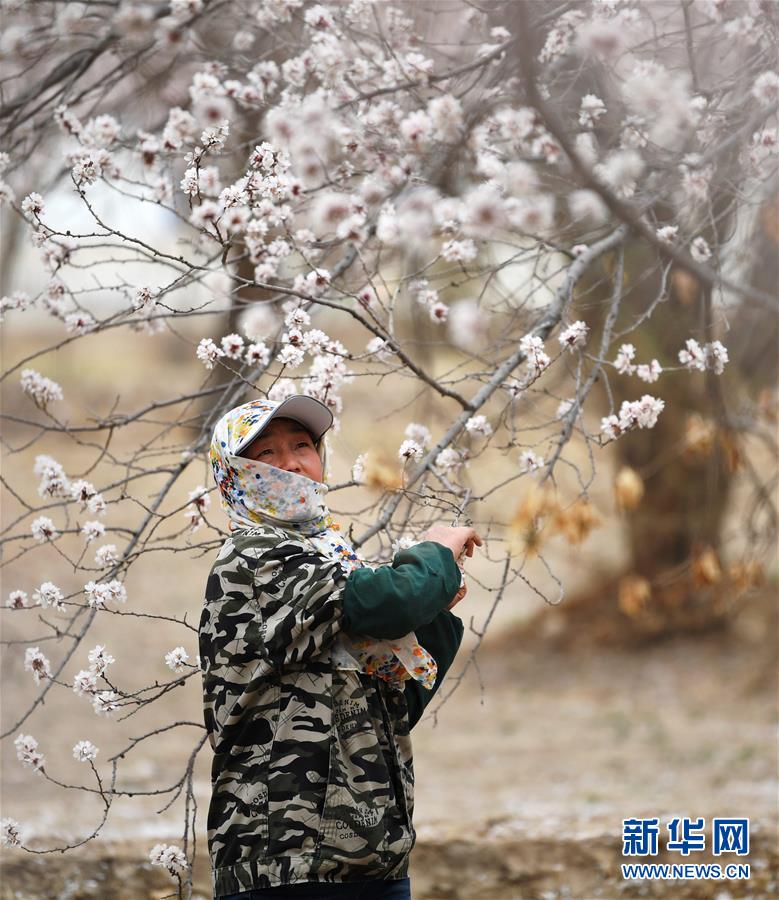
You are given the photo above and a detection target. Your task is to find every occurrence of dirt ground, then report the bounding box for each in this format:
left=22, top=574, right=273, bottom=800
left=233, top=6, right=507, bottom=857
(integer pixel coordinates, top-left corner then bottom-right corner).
left=1, top=326, right=777, bottom=898
left=1, top=602, right=776, bottom=899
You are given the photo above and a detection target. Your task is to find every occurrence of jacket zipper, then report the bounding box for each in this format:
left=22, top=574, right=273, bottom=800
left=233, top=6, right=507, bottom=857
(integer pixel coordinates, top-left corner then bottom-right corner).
left=376, top=683, right=412, bottom=834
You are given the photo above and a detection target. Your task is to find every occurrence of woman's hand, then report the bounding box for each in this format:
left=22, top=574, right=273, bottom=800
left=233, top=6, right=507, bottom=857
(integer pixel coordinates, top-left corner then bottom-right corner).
left=423, top=524, right=483, bottom=563
left=446, top=580, right=467, bottom=611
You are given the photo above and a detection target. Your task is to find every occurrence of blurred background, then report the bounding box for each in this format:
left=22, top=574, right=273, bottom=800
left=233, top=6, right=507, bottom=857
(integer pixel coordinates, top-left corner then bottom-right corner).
left=1, top=1, right=778, bottom=897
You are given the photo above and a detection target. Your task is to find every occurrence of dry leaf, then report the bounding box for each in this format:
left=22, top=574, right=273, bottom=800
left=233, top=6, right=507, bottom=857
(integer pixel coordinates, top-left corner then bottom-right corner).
left=682, top=413, right=716, bottom=460
left=728, top=559, right=765, bottom=595
left=550, top=497, right=602, bottom=544
left=718, top=429, right=742, bottom=473
left=362, top=450, right=404, bottom=492
left=618, top=574, right=652, bottom=618
left=507, top=482, right=558, bottom=557
left=615, top=466, right=644, bottom=510
left=691, top=544, right=722, bottom=587
left=757, top=387, right=778, bottom=423
left=672, top=268, right=700, bottom=306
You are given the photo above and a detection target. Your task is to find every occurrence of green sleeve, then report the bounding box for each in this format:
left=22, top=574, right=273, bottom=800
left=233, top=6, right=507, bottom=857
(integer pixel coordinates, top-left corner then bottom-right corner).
left=403, top=610, right=464, bottom=729
left=341, top=541, right=462, bottom=640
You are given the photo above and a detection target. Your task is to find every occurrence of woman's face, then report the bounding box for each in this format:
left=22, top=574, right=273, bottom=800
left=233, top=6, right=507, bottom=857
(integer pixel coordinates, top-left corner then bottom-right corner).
left=240, top=416, right=324, bottom=482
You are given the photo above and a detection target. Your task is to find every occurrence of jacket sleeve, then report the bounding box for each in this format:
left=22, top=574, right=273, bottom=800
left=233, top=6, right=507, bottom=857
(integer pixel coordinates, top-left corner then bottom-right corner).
left=403, top=610, right=465, bottom=729
left=203, top=527, right=349, bottom=670
left=342, top=540, right=462, bottom=640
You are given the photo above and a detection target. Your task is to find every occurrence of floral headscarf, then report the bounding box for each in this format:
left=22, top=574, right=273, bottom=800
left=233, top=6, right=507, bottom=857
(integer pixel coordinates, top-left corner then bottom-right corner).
left=209, top=398, right=438, bottom=690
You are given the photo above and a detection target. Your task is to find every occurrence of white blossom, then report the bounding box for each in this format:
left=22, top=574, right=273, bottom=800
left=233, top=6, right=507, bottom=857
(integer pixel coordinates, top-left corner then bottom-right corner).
left=556, top=398, right=577, bottom=420
left=441, top=238, right=477, bottom=264
left=502, top=161, right=539, bottom=197
left=705, top=340, right=729, bottom=375
left=84, top=581, right=111, bottom=609
left=427, top=94, right=464, bottom=141
left=448, top=299, right=490, bottom=353
left=240, top=304, right=278, bottom=342
left=21, top=192, right=44, bottom=216
left=245, top=342, right=270, bottom=367
left=71, top=150, right=104, bottom=186
left=304, top=268, right=331, bottom=295
left=628, top=394, right=665, bottom=429
left=614, top=343, right=637, bottom=375
left=519, top=449, right=545, bottom=474
left=391, top=534, right=417, bottom=554
left=680, top=159, right=713, bottom=203
left=14, top=734, right=44, bottom=773
left=305, top=4, right=335, bottom=30
left=277, top=344, right=305, bottom=368
left=84, top=579, right=126, bottom=609
left=7, top=590, right=28, bottom=609
left=165, top=646, right=190, bottom=673
left=351, top=453, right=366, bottom=483
left=365, top=336, right=393, bottom=361
left=465, top=415, right=492, bottom=437
left=656, top=225, right=678, bottom=244
left=134, top=286, right=159, bottom=314
left=690, top=236, right=711, bottom=262
left=220, top=333, right=245, bottom=359
left=519, top=333, right=550, bottom=377
left=594, top=149, right=644, bottom=198
left=601, top=395, right=665, bottom=439
left=149, top=843, right=189, bottom=876
left=92, top=690, right=119, bottom=716
left=81, top=520, right=106, bottom=543
left=1, top=818, right=21, bottom=847
left=72, top=740, right=99, bottom=763
left=30, top=516, right=59, bottom=543
left=0, top=180, right=15, bottom=206
left=88, top=644, right=115, bottom=674
left=95, top=544, right=119, bottom=567
left=400, top=110, right=433, bottom=148
left=428, top=301, right=449, bottom=323
left=32, top=581, right=65, bottom=612
left=678, top=338, right=707, bottom=372
left=636, top=359, right=663, bottom=383
left=579, top=94, right=607, bottom=128
left=34, top=455, right=70, bottom=498
left=200, top=120, right=229, bottom=151
left=0, top=290, right=33, bottom=322
left=558, top=320, right=589, bottom=351
left=24, top=647, right=51, bottom=684
left=20, top=368, right=63, bottom=408
left=70, top=480, right=105, bottom=515
left=73, top=669, right=99, bottom=696
left=197, top=337, right=226, bottom=370
left=434, top=447, right=465, bottom=473
left=65, top=312, right=97, bottom=334
left=376, top=204, right=400, bottom=245
left=568, top=189, right=609, bottom=225
left=398, top=439, right=424, bottom=462
left=751, top=71, right=779, bottom=106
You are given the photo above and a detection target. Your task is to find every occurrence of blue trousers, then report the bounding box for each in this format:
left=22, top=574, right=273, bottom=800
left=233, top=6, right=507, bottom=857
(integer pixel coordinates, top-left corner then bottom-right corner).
left=219, top=877, right=412, bottom=900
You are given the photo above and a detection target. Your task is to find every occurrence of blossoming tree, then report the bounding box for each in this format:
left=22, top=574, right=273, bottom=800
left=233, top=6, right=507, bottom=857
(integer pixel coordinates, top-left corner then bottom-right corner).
left=1, top=0, right=776, bottom=893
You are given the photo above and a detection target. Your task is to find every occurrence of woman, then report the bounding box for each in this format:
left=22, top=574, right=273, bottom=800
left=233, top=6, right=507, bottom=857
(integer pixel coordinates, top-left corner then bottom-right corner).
left=200, top=395, right=482, bottom=900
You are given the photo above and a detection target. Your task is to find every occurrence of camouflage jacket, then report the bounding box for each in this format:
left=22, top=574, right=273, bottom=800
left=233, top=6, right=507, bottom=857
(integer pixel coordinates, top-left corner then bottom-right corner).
left=198, top=525, right=462, bottom=897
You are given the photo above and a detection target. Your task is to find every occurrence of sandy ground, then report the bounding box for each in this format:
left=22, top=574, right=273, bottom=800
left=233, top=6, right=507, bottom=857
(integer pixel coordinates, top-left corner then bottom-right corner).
left=1, top=602, right=776, bottom=899
left=1, top=327, right=776, bottom=898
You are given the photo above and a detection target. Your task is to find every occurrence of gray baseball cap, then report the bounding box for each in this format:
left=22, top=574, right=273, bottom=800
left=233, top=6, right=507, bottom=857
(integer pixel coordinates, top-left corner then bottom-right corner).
left=233, top=395, right=334, bottom=457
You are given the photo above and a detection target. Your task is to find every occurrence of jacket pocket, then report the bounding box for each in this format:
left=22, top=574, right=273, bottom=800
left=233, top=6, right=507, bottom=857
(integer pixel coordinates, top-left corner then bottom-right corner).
left=266, top=667, right=332, bottom=857
left=315, top=672, right=395, bottom=868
